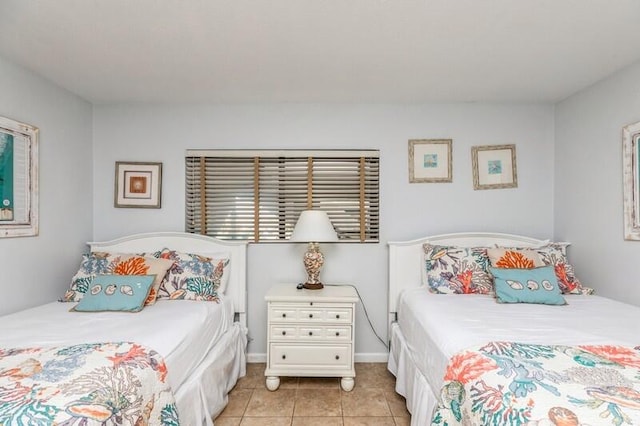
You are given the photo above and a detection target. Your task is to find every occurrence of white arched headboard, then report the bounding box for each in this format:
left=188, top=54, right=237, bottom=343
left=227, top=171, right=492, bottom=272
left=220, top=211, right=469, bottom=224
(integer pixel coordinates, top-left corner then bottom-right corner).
left=387, top=232, right=550, bottom=330
left=88, top=232, right=248, bottom=327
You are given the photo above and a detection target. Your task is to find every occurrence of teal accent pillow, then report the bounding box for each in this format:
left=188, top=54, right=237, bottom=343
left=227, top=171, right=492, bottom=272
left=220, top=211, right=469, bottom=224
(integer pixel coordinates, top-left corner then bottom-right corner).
left=72, top=274, right=156, bottom=312
left=489, top=266, right=566, bottom=305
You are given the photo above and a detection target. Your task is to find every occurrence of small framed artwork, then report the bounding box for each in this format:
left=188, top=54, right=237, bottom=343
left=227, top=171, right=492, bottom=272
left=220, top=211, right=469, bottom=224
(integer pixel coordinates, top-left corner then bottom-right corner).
left=623, top=120, right=640, bottom=240
left=471, top=144, right=517, bottom=190
left=408, top=139, right=452, bottom=183
left=114, top=161, right=162, bottom=208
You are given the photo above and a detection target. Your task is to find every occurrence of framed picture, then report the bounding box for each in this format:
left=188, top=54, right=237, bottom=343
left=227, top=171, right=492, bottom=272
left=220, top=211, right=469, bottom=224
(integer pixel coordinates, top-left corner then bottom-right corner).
left=0, top=116, right=38, bottom=238
left=471, top=144, right=517, bottom=190
left=114, top=161, right=162, bottom=208
left=408, top=139, right=452, bottom=183
left=623, top=120, right=640, bottom=240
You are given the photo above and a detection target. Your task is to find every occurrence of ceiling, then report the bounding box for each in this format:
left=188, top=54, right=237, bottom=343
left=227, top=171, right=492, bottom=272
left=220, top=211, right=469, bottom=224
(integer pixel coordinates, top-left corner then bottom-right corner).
left=1, top=0, right=639, bottom=105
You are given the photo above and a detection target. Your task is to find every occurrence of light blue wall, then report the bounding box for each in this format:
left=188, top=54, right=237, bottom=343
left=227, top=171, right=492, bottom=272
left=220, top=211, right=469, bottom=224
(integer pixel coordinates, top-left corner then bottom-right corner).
left=0, top=54, right=561, bottom=359
left=0, top=55, right=93, bottom=315
left=555, top=60, right=640, bottom=306
left=92, top=103, right=555, bottom=358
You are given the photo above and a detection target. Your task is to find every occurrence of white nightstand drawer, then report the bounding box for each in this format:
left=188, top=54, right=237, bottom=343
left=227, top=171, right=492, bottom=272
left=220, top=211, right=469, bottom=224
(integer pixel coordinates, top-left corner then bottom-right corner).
left=270, top=307, right=298, bottom=321
left=299, top=326, right=325, bottom=339
left=326, top=309, right=352, bottom=323
left=270, top=325, right=351, bottom=341
left=269, top=344, right=351, bottom=369
left=299, top=309, right=325, bottom=321
left=325, top=326, right=351, bottom=340
left=270, top=326, right=297, bottom=339
left=269, top=306, right=353, bottom=324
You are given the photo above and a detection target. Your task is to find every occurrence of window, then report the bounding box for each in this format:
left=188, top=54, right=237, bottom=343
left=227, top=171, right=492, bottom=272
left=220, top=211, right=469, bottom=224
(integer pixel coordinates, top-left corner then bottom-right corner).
left=185, top=150, right=379, bottom=242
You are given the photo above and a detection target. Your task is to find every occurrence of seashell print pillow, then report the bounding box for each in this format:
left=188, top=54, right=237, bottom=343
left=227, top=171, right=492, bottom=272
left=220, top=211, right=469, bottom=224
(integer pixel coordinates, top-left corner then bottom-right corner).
left=495, top=243, right=593, bottom=295
left=71, top=274, right=156, bottom=312
left=61, top=253, right=174, bottom=306
left=490, top=266, right=567, bottom=305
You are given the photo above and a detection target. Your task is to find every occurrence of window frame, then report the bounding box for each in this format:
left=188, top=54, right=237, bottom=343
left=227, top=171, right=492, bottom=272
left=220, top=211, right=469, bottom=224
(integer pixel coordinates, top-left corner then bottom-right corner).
left=185, top=149, right=380, bottom=243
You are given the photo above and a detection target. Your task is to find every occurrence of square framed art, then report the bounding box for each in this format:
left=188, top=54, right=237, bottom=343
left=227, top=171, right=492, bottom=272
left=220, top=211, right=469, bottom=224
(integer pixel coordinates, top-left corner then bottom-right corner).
left=408, top=139, right=452, bottom=183
left=114, top=161, right=162, bottom=208
left=471, top=144, right=517, bottom=190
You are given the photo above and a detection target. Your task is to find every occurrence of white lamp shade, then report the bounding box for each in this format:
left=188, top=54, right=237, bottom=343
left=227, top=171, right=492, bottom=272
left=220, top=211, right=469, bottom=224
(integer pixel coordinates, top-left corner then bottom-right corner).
left=290, top=210, right=339, bottom=243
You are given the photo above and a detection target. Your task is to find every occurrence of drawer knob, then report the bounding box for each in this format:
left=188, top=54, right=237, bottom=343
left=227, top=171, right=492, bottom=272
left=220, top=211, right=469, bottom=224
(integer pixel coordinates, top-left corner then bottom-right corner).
left=336, top=314, right=340, bottom=319
left=282, top=331, right=286, bottom=336
left=282, top=313, right=287, bottom=318
left=335, top=355, right=340, bottom=360
left=308, top=331, right=313, bottom=336
left=309, top=314, right=313, bottom=318
left=335, top=332, right=340, bottom=336
left=282, top=354, right=286, bottom=360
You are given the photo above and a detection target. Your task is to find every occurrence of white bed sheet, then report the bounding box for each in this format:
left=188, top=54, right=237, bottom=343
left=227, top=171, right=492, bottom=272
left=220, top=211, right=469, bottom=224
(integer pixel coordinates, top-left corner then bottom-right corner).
left=0, top=297, right=234, bottom=393
left=392, top=288, right=640, bottom=425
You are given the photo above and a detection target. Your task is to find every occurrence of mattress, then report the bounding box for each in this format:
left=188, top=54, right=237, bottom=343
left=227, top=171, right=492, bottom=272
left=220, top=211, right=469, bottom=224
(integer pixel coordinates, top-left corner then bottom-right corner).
left=396, top=288, right=640, bottom=396
left=0, top=297, right=235, bottom=393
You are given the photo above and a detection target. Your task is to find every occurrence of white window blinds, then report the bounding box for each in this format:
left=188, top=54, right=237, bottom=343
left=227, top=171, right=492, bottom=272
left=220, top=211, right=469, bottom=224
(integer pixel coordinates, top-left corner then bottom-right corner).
left=185, top=150, right=379, bottom=242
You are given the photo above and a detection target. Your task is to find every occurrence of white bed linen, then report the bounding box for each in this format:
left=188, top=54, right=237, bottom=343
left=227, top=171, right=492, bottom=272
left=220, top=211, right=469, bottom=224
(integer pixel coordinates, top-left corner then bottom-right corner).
left=0, top=297, right=234, bottom=394
left=391, top=288, right=640, bottom=425
left=175, top=321, right=246, bottom=425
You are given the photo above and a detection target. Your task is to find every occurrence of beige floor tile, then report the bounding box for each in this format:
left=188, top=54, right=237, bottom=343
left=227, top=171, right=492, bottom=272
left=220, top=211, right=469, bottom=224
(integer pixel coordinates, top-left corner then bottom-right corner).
left=214, top=417, right=242, bottom=426
left=240, top=417, right=292, bottom=426
left=278, top=376, right=300, bottom=389
left=218, top=388, right=253, bottom=417
left=294, top=388, right=342, bottom=417
left=343, top=417, right=395, bottom=426
left=224, top=363, right=410, bottom=425
left=341, top=388, right=391, bottom=417
left=236, top=374, right=263, bottom=389
left=292, top=417, right=343, bottom=426
left=298, top=376, right=341, bottom=389
left=393, top=417, right=411, bottom=426
left=354, top=363, right=396, bottom=389
left=382, top=389, right=410, bottom=417
left=245, top=388, right=296, bottom=417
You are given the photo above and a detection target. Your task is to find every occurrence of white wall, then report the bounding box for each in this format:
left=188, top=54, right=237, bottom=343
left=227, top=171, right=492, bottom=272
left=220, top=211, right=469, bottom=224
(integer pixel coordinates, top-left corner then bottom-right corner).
left=555, top=60, right=640, bottom=306
left=92, top=103, right=555, bottom=359
left=0, top=55, right=93, bottom=315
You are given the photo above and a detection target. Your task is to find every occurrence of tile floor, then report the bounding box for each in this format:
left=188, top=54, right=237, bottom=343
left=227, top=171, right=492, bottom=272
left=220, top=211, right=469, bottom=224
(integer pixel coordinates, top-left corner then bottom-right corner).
left=214, top=363, right=411, bottom=426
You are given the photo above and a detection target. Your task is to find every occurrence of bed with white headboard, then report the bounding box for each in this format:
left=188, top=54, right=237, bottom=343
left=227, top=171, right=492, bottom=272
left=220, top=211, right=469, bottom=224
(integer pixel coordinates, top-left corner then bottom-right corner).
left=387, top=231, right=546, bottom=330
left=0, top=231, right=247, bottom=426
left=387, top=232, right=640, bottom=426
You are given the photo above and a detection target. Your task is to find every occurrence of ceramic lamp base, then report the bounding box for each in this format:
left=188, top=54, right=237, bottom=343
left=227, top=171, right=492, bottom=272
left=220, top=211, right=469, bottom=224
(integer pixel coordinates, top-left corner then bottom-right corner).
left=302, top=242, right=324, bottom=290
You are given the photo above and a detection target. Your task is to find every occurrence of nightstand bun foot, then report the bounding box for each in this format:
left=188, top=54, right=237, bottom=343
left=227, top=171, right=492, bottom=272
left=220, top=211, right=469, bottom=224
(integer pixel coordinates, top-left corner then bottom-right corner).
left=341, top=377, right=355, bottom=392
left=265, top=376, right=280, bottom=391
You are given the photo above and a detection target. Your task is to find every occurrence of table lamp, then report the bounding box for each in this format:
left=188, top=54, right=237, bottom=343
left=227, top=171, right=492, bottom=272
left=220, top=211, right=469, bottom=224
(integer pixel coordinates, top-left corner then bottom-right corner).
left=290, top=209, right=339, bottom=289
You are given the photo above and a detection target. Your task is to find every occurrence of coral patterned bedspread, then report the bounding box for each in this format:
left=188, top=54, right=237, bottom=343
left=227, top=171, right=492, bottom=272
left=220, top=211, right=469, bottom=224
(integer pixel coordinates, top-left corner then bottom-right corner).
left=0, top=342, right=179, bottom=425
left=431, top=341, right=640, bottom=426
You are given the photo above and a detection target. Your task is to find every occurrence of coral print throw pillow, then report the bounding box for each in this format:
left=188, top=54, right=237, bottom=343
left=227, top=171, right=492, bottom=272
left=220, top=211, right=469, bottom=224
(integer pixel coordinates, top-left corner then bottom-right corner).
left=423, top=244, right=492, bottom=294
left=155, top=249, right=230, bottom=301
left=487, top=248, right=544, bottom=269
left=62, top=253, right=174, bottom=306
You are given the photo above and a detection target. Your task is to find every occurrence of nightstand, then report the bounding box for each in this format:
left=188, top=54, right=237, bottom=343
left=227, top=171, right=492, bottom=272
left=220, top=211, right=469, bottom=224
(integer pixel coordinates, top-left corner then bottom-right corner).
left=264, top=283, right=359, bottom=391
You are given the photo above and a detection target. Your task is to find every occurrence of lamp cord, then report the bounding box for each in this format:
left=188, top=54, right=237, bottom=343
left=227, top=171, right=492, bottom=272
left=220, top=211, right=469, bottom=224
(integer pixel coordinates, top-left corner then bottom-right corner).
left=324, top=283, right=389, bottom=350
